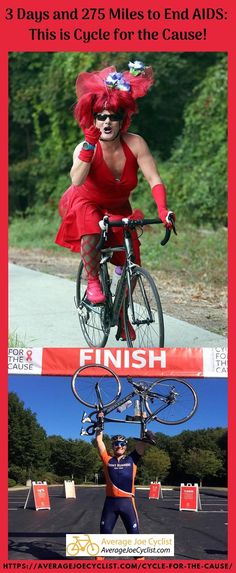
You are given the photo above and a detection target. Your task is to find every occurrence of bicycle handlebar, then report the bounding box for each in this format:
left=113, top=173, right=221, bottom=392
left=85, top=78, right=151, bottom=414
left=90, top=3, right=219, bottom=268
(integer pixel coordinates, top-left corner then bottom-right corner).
left=96, top=215, right=176, bottom=250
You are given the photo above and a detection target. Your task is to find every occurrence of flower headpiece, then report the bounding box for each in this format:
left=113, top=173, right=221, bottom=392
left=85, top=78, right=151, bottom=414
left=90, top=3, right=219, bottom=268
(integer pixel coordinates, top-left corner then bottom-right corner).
left=105, top=72, right=131, bottom=92
left=74, top=62, right=154, bottom=132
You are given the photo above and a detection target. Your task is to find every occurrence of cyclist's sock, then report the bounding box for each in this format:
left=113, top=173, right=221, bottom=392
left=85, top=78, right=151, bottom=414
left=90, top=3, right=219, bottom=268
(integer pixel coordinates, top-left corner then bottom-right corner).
left=81, top=234, right=105, bottom=303
left=81, top=234, right=100, bottom=279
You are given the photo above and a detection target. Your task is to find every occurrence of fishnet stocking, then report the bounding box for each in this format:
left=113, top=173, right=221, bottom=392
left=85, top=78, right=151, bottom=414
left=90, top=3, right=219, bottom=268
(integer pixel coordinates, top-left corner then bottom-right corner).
left=81, top=234, right=100, bottom=279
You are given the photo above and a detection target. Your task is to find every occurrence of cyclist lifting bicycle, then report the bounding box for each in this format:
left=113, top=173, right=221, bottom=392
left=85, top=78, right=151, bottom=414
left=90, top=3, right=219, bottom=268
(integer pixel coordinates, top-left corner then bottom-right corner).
left=71, top=364, right=198, bottom=557
left=55, top=60, right=175, bottom=342
left=96, top=416, right=156, bottom=536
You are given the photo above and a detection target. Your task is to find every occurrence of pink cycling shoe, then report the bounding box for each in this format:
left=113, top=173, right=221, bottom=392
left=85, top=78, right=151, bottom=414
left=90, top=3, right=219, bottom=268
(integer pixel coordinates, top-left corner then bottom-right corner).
left=86, top=278, right=106, bottom=304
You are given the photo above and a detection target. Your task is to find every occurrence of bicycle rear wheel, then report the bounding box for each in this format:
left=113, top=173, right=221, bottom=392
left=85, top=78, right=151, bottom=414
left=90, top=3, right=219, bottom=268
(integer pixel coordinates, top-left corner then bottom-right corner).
left=124, top=266, right=164, bottom=348
left=145, top=378, right=198, bottom=425
left=75, top=261, right=110, bottom=348
left=71, top=364, right=122, bottom=408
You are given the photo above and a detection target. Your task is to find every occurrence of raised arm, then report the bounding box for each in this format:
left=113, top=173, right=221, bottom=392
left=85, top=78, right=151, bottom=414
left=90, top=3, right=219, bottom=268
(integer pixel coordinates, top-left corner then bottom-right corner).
left=95, top=414, right=106, bottom=456
left=70, top=143, right=92, bottom=186
left=70, top=125, right=101, bottom=186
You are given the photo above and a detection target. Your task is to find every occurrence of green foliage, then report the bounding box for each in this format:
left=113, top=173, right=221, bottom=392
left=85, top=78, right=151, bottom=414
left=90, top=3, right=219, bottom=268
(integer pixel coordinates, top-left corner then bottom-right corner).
left=38, top=472, right=61, bottom=485
left=47, top=435, right=100, bottom=481
left=8, top=393, right=49, bottom=475
left=142, top=448, right=171, bottom=482
left=9, top=52, right=226, bottom=229
left=8, top=465, right=28, bottom=485
left=8, top=478, right=17, bottom=488
left=9, top=208, right=62, bottom=249
left=182, top=448, right=223, bottom=486
left=166, top=56, right=227, bottom=227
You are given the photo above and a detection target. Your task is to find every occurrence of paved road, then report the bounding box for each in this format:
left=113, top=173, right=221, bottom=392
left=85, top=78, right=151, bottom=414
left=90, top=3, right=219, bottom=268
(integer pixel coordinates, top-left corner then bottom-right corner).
left=9, top=263, right=227, bottom=348
left=8, top=486, right=228, bottom=560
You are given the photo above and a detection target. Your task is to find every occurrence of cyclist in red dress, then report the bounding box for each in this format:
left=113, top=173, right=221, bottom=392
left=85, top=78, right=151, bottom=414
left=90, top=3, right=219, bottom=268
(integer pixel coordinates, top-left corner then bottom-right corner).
left=55, top=61, right=175, bottom=340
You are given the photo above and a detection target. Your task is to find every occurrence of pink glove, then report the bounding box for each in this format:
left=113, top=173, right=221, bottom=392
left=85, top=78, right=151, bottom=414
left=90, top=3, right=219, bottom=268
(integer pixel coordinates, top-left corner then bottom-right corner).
left=152, top=184, right=176, bottom=229
left=84, top=125, right=101, bottom=146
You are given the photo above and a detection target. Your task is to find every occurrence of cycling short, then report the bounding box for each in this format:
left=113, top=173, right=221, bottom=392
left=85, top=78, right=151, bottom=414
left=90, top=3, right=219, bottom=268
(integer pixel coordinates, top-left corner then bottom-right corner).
left=100, top=497, right=139, bottom=534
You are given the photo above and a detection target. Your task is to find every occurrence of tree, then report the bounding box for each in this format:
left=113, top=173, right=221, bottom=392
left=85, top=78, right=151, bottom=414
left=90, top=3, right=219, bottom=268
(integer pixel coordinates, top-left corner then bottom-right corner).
left=9, top=51, right=223, bottom=224
left=48, top=435, right=100, bottom=481
left=182, top=448, right=223, bottom=487
left=166, top=55, right=227, bottom=226
left=8, top=393, right=49, bottom=480
left=142, top=448, right=171, bottom=483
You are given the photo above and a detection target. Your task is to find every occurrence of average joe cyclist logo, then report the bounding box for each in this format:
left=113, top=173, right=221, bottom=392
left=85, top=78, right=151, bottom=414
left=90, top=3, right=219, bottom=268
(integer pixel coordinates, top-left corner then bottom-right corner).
left=66, top=534, right=99, bottom=557
left=66, top=534, right=174, bottom=557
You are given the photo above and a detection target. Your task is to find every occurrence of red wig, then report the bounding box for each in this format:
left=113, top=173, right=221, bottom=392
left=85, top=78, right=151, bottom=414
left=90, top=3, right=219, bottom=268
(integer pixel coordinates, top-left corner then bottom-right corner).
left=74, top=64, right=154, bottom=132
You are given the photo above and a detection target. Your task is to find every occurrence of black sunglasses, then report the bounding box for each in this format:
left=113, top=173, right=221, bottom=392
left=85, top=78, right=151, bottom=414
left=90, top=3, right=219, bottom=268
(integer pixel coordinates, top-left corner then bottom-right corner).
left=95, top=113, right=122, bottom=122
left=113, top=441, right=127, bottom=447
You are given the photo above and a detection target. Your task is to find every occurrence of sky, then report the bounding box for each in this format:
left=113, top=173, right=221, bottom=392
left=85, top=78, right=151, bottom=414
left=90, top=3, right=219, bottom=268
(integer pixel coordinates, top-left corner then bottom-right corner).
left=8, top=375, right=227, bottom=441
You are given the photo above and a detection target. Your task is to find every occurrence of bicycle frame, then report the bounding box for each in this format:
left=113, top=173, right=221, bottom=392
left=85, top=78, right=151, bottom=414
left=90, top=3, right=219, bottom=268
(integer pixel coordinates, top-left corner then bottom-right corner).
left=99, top=227, right=137, bottom=328
left=77, top=215, right=174, bottom=347
left=81, top=380, right=178, bottom=437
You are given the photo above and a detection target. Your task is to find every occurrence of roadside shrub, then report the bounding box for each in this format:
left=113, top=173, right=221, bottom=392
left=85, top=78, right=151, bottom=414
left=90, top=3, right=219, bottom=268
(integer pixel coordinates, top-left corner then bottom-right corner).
left=8, top=465, right=27, bottom=485
left=8, top=479, right=16, bottom=488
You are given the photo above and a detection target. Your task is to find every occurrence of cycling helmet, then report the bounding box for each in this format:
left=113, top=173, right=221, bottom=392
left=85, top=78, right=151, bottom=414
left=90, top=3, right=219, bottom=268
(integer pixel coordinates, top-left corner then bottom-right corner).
left=111, top=435, right=128, bottom=446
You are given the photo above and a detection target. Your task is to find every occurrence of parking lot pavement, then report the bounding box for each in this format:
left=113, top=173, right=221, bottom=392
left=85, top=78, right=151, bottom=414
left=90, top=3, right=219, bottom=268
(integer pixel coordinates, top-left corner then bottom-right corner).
left=8, top=486, right=227, bottom=561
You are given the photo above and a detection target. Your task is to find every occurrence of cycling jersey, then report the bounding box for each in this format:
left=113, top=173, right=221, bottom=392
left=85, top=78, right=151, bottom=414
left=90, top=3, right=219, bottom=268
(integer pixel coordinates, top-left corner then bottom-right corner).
left=100, top=447, right=141, bottom=498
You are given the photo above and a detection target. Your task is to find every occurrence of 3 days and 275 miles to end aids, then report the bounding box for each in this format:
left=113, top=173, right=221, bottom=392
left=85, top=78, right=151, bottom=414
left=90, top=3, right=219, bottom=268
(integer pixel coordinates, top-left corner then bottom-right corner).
left=5, top=6, right=226, bottom=22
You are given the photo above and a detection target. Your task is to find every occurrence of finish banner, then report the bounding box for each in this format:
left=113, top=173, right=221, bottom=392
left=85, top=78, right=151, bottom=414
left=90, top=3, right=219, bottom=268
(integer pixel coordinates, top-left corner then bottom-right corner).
left=8, top=347, right=227, bottom=377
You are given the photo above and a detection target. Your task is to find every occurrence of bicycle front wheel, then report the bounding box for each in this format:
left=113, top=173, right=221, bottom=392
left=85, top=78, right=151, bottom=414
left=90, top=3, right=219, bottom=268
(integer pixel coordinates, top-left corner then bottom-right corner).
left=124, top=266, right=164, bottom=348
left=75, top=261, right=110, bottom=348
left=145, top=378, right=198, bottom=425
left=71, top=364, right=122, bottom=408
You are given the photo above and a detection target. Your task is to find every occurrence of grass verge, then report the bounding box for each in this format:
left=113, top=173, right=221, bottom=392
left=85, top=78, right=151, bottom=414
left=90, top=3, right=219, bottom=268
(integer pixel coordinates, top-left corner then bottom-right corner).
left=9, top=213, right=227, bottom=288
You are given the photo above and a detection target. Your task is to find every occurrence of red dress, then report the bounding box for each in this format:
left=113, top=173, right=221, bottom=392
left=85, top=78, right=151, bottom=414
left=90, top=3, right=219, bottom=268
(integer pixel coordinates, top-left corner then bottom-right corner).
left=55, top=138, right=141, bottom=265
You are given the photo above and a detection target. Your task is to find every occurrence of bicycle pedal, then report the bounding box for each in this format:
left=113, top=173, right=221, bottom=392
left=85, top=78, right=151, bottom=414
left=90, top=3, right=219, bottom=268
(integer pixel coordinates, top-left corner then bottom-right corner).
left=81, top=412, right=91, bottom=423
left=80, top=428, right=89, bottom=436
left=77, top=305, right=87, bottom=317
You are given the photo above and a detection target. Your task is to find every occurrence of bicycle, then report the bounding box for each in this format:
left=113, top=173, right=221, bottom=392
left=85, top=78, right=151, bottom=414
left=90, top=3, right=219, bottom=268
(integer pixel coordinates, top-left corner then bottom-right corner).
left=71, top=364, right=198, bottom=439
left=66, top=534, right=99, bottom=557
left=75, top=215, right=176, bottom=349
